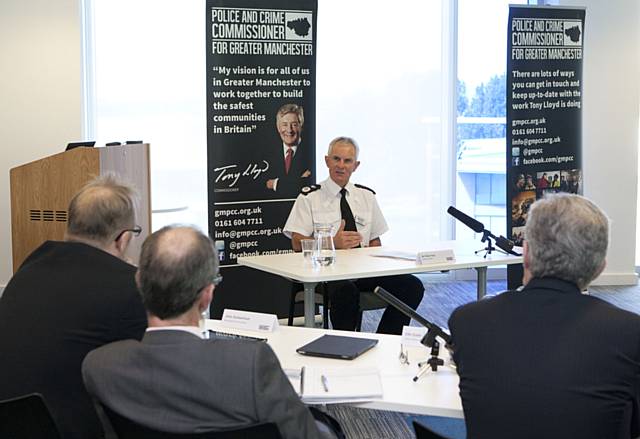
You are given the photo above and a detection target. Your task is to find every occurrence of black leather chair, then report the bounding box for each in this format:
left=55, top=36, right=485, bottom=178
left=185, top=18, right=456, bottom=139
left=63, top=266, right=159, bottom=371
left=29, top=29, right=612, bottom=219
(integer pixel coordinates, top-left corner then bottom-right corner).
left=413, top=420, right=451, bottom=439
left=101, top=404, right=282, bottom=439
left=0, top=393, right=61, bottom=439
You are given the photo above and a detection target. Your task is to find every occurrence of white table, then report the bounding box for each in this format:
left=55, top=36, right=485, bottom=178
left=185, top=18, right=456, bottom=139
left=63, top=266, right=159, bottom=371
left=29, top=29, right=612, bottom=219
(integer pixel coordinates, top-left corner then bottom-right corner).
left=238, top=241, right=522, bottom=327
left=206, top=319, right=463, bottom=418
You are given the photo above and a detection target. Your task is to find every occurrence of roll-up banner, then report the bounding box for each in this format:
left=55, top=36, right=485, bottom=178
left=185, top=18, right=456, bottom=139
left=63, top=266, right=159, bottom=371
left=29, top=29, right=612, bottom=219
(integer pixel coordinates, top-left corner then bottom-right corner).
left=206, top=0, right=317, bottom=317
left=506, top=5, right=585, bottom=288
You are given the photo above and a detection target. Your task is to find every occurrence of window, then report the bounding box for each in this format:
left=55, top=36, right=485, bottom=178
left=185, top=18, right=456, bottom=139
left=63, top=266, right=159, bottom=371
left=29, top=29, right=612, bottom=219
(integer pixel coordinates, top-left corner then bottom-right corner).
left=84, top=1, right=523, bottom=252
left=316, top=0, right=451, bottom=248
left=454, top=0, right=527, bottom=243
left=86, top=0, right=207, bottom=232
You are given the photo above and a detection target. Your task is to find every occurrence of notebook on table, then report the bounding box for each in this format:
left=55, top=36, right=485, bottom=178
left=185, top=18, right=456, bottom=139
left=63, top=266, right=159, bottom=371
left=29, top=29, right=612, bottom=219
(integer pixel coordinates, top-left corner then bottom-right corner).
left=296, top=334, right=378, bottom=360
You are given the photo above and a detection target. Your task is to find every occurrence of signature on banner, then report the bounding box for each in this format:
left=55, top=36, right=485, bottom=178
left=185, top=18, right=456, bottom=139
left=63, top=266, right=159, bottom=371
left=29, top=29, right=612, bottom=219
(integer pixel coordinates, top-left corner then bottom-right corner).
left=214, top=161, right=270, bottom=188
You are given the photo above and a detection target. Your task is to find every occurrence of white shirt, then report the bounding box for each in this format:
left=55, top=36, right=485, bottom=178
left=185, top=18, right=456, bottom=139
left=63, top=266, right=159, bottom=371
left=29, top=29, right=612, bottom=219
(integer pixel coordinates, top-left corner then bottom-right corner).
left=283, top=177, right=389, bottom=244
left=282, top=143, right=298, bottom=159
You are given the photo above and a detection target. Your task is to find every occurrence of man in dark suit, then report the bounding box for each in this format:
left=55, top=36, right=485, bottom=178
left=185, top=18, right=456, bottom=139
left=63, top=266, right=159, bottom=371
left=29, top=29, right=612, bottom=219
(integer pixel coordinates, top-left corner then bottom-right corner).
left=82, top=225, right=337, bottom=439
left=265, top=103, right=313, bottom=198
left=0, top=175, right=147, bottom=439
left=449, top=193, right=640, bottom=439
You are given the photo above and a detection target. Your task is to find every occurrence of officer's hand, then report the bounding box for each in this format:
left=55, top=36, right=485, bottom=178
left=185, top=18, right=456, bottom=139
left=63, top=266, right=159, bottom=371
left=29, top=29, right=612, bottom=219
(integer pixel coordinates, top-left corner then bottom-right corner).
left=333, top=220, right=362, bottom=249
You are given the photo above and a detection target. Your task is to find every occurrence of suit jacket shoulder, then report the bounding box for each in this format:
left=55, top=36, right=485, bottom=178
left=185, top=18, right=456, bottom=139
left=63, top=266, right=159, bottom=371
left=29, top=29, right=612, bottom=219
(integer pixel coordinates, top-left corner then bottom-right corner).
left=83, top=331, right=324, bottom=439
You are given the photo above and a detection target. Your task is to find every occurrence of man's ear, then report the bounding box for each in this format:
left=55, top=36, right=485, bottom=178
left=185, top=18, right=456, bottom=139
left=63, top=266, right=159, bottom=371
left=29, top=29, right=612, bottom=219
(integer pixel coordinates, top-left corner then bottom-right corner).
left=198, top=284, right=214, bottom=313
left=353, top=160, right=360, bottom=172
left=522, top=241, right=530, bottom=269
left=115, top=230, right=132, bottom=255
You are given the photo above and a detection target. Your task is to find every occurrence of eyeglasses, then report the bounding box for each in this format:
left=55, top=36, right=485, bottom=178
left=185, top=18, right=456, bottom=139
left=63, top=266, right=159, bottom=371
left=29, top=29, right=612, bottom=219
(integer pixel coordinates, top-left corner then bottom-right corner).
left=196, top=274, right=223, bottom=293
left=114, top=225, right=142, bottom=242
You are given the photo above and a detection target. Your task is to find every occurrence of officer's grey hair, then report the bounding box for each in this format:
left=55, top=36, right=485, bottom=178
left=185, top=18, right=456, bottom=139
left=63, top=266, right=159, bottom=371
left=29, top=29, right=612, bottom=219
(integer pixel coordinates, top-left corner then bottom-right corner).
left=525, top=193, right=609, bottom=290
left=327, top=136, right=360, bottom=160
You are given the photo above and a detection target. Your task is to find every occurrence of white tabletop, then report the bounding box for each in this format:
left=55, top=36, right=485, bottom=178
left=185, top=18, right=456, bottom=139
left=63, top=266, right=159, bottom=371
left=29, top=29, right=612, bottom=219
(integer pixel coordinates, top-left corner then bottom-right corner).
left=237, top=241, right=522, bottom=284
left=206, top=319, right=463, bottom=418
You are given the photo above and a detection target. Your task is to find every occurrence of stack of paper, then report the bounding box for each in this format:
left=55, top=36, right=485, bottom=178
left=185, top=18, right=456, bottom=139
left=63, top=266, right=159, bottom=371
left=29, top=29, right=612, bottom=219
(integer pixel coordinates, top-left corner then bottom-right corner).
left=285, top=367, right=383, bottom=404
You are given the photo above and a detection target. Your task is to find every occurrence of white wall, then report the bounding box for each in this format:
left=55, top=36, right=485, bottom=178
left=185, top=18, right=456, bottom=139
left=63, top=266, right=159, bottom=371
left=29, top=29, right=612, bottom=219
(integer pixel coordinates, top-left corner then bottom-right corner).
left=559, top=0, right=640, bottom=284
left=0, top=0, right=638, bottom=286
left=0, top=0, right=82, bottom=286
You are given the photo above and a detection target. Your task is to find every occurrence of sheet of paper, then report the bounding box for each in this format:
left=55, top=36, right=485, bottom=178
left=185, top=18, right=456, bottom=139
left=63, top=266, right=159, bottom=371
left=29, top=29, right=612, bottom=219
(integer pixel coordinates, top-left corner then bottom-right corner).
left=371, top=250, right=417, bottom=261
left=300, top=367, right=383, bottom=404
left=284, top=368, right=303, bottom=396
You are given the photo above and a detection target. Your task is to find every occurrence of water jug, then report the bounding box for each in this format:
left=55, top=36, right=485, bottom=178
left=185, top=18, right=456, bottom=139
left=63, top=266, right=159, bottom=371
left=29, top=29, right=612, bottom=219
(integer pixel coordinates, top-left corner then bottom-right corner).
left=312, top=223, right=336, bottom=266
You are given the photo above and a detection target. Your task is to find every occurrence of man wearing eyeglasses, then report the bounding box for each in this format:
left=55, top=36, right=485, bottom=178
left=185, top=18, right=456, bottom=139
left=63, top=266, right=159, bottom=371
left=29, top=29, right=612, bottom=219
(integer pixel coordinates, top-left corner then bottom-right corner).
left=83, top=225, right=339, bottom=439
left=0, top=175, right=147, bottom=439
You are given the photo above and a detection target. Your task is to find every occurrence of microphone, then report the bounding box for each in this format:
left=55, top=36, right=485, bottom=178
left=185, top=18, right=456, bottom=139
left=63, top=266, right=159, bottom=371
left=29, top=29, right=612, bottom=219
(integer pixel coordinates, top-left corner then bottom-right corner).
left=372, top=287, right=451, bottom=346
left=447, top=206, right=520, bottom=256
left=495, top=235, right=515, bottom=253
left=447, top=206, right=484, bottom=233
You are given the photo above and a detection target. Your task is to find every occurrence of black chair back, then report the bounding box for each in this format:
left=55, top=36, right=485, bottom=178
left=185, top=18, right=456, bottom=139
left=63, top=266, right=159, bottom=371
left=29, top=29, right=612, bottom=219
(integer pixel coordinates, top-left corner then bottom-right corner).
left=102, top=404, right=282, bottom=439
left=0, top=393, right=61, bottom=439
left=413, top=420, right=451, bottom=439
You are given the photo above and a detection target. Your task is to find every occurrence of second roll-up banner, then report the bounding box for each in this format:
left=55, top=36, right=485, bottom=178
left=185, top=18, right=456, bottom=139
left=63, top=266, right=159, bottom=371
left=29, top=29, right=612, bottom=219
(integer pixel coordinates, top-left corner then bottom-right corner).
left=206, top=0, right=317, bottom=317
left=506, top=5, right=585, bottom=288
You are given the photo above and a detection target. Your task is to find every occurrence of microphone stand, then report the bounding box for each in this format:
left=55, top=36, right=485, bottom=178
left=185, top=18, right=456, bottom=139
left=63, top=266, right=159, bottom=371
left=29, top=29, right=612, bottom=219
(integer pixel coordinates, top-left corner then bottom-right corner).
left=413, top=338, right=445, bottom=381
left=475, top=229, right=521, bottom=258
left=475, top=230, right=496, bottom=258
left=371, top=287, right=451, bottom=382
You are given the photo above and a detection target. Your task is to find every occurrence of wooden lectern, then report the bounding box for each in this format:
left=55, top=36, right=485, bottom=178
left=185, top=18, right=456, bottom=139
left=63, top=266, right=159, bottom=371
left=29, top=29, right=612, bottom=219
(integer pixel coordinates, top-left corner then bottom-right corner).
left=10, top=144, right=151, bottom=273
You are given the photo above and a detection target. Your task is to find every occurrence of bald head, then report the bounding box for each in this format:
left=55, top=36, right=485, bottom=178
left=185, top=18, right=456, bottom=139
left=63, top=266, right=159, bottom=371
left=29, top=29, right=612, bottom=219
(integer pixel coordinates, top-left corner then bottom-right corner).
left=66, top=175, right=136, bottom=245
left=137, top=226, right=218, bottom=320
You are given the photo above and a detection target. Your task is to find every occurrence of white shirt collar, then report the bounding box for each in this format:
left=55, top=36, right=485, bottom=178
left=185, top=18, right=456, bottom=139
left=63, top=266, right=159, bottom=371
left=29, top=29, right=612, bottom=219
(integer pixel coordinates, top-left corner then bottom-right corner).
left=324, top=177, right=356, bottom=198
left=282, top=143, right=298, bottom=158
left=146, top=326, right=205, bottom=339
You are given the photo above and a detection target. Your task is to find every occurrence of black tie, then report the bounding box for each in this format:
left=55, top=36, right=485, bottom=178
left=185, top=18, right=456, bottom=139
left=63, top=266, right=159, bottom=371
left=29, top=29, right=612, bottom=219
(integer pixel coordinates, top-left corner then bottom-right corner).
left=340, top=188, right=357, bottom=232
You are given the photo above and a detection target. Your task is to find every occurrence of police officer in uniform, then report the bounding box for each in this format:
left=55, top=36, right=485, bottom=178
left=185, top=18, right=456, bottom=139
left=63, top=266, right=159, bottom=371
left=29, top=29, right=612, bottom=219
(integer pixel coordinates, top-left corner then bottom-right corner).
left=284, top=136, right=424, bottom=334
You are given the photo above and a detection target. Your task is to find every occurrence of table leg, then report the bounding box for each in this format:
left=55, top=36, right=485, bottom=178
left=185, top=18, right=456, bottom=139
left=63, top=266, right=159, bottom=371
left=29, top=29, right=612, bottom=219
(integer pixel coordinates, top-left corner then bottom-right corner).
left=475, top=266, right=487, bottom=300
left=303, top=282, right=317, bottom=327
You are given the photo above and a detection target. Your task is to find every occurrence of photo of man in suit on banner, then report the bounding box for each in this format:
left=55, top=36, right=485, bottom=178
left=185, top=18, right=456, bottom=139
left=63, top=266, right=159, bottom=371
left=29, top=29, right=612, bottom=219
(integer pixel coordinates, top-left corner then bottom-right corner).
left=265, top=103, right=313, bottom=199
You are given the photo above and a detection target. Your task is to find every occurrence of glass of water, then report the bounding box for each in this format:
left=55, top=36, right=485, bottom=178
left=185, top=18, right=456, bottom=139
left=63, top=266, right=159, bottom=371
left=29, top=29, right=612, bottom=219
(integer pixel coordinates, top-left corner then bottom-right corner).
left=301, top=239, right=316, bottom=264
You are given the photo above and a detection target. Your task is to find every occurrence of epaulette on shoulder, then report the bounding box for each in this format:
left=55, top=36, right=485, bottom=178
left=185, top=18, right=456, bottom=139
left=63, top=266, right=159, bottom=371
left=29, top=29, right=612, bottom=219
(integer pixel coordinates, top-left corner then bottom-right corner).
left=355, top=183, right=376, bottom=194
left=300, top=184, right=321, bottom=195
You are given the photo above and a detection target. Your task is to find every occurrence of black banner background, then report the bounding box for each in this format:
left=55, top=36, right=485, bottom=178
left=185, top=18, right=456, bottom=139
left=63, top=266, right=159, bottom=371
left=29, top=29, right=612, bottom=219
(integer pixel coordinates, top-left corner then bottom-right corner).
left=206, top=0, right=317, bottom=317
left=506, top=6, right=585, bottom=288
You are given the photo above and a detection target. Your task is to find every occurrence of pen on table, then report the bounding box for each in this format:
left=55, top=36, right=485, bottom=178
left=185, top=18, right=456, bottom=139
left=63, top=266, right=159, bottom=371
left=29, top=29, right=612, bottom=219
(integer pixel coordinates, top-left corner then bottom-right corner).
left=300, top=366, right=305, bottom=396
left=321, top=374, right=329, bottom=392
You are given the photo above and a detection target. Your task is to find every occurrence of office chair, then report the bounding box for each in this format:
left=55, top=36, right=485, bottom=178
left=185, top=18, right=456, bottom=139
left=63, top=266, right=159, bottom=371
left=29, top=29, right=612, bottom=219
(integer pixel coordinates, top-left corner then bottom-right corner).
left=288, top=282, right=386, bottom=330
left=413, top=420, right=451, bottom=439
left=101, top=404, right=282, bottom=439
left=0, top=393, right=61, bottom=439
left=288, top=282, right=330, bottom=328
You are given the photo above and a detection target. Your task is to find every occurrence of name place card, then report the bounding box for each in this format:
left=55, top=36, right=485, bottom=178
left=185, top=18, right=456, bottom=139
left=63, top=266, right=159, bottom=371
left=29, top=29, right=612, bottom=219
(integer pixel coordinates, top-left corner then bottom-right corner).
left=401, top=326, right=428, bottom=347
left=417, top=249, right=455, bottom=265
left=221, top=309, right=279, bottom=332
